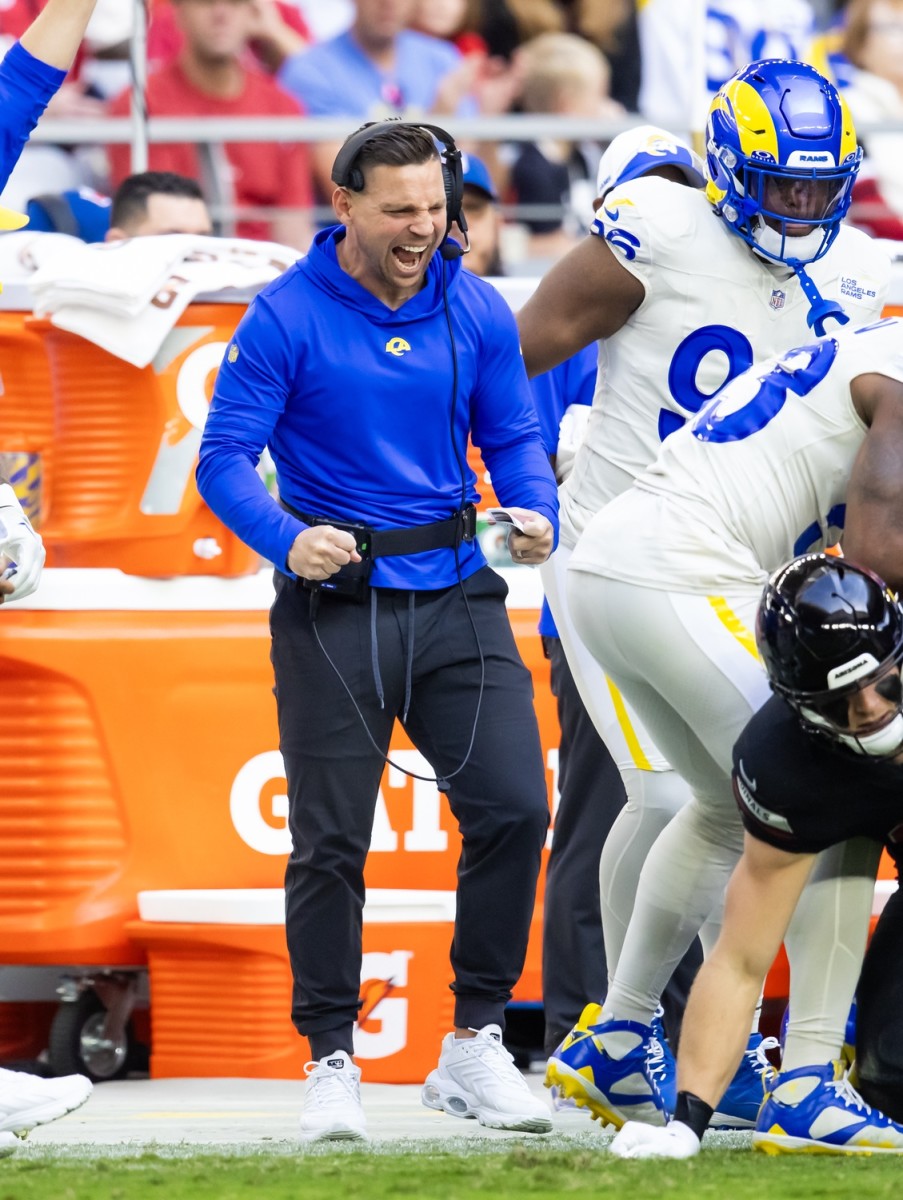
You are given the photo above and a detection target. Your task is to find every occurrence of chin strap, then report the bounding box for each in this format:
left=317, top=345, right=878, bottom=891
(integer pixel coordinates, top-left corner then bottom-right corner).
left=791, top=262, right=850, bottom=337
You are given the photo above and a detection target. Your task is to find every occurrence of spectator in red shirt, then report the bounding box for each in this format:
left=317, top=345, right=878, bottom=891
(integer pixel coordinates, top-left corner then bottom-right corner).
left=147, top=0, right=311, bottom=75
left=107, top=0, right=312, bottom=250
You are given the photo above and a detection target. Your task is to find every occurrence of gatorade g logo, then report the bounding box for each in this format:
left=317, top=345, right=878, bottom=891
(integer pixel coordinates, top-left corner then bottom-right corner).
left=355, top=951, right=412, bottom=1059
left=385, top=337, right=411, bottom=357
left=358, top=978, right=396, bottom=1030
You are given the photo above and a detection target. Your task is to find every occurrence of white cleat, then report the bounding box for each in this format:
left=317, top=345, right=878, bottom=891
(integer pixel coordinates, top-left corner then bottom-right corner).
left=299, top=1051, right=368, bottom=1143
left=0, top=1068, right=93, bottom=1135
left=422, top=1024, right=552, bottom=1133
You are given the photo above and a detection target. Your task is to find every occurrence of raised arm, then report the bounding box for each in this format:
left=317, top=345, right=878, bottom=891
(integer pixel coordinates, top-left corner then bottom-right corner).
left=19, top=0, right=99, bottom=70
left=516, top=233, right=644, bottom=378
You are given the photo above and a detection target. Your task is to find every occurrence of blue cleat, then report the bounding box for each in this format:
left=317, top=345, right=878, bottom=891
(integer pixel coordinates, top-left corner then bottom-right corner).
left=709, top=1033, right=779, bottom=1129
left=753, top=1061, right=903, bottom=1155
left=544, top=1011, right=669, bottom=1129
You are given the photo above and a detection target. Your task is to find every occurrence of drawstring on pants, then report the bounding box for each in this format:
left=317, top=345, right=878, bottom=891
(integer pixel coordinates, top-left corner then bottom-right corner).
left=368, top=589, right=417, bottom=724
left=369, top=587, right=384, bottom=710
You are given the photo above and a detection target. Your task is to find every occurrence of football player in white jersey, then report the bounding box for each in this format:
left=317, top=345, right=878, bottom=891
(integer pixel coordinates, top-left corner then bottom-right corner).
left=517, top=59, right=893, bottom=1141
left=568, top=318, right=903, bottom=1154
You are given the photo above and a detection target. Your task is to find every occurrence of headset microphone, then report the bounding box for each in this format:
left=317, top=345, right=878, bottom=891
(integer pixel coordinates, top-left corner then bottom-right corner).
left=440, top=208, right=469, bottom=260
left=440, top=238, right=466, bottom=261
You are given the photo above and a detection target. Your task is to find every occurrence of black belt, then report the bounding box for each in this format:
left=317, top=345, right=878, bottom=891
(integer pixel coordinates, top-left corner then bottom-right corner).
left=283, top=501, right=477, bottom=557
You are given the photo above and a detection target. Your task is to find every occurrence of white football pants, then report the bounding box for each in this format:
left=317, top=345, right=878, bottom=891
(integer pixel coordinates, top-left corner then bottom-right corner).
left=541, top=542, right=704, bottom=978
left=566, top=567, right=878, bottom=1067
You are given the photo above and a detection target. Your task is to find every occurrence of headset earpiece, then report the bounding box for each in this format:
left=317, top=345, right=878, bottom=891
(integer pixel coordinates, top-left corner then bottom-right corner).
left=331, top=119, right=404, bottom=192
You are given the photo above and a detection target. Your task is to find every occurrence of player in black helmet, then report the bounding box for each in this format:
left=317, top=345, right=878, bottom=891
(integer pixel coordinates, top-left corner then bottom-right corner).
left=612, top=552, right=903, bottom=1157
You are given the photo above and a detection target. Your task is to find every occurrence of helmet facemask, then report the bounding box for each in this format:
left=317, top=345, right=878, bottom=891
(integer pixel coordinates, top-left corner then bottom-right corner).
left=715, top=151, right=859, bottom=267
left=794, top=661, right=903, bottom=759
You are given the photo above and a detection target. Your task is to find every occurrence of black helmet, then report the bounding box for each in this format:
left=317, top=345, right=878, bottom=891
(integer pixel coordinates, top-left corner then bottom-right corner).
left=756, top=554, right=903, bottom=754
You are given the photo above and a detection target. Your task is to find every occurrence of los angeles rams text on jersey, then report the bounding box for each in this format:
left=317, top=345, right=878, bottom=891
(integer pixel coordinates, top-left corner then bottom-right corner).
left=559, top=176, right=890, bottom=549
left=569, top=318, right=903, bottom=592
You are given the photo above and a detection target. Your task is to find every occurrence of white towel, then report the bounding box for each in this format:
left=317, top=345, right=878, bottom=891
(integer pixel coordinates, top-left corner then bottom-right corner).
left=0, top=230, right=86, bottom=285
left=27, top=234, right=301, bottom=367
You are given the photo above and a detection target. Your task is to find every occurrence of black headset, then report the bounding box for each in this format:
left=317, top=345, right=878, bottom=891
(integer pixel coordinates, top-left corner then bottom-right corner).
left=330, top=118, right=469, bottom=260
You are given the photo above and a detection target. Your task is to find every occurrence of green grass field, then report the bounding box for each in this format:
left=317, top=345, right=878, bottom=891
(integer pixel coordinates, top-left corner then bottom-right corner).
left=5, top=1143, right=903, bottom=1200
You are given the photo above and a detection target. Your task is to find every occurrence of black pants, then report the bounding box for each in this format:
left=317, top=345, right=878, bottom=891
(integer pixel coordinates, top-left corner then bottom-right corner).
left=856, top=872, right=903, bottom=1121
left=541, top=636, right=702, bottom=1054
left=270, top=566, right=550, bottom=1054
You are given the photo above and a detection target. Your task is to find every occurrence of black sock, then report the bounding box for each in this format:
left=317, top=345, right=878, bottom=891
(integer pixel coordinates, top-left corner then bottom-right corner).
left=309, top=1030, right=355, bottom=1062
left=674, top=1090, right=713, bottom=1140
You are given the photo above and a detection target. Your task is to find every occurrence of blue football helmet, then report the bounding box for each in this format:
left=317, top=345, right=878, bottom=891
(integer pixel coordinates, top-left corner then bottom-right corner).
left=705, top=59, right=861, bottom=267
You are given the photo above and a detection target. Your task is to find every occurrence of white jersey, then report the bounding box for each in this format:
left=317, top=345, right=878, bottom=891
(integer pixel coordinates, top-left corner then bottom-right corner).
left=570, top=317, right=903, bottom=592
left=558, top=176, right=891, bottom=548
left=638, top=0, right=816, bottom=131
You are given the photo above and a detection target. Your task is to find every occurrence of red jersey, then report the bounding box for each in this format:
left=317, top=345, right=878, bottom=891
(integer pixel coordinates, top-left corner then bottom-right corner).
left=107, top=58, right=312, bottom=243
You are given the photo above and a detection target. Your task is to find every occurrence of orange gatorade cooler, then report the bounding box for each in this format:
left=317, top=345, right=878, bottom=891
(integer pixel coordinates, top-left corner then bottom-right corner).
left=28, top=300, right=259, bottom=577
left=0, top=570, right=285, bottom=968
left=127, top=888, right=458, bottom=1082
left=0, top=568, right=555, bottom=1002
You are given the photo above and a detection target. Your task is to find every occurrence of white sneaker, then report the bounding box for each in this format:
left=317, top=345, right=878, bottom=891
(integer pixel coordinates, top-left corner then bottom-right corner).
left=0, top=1067, right=92, bottom=1135
left=422, top=1024, right=553, bottom=1133
left=299, top=1051, right=368, bottom=1143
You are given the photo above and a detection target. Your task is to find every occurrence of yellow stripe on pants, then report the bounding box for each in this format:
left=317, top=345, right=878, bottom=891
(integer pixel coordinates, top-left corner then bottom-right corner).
left=605, top=675, right=654, bottom=771
left=708, top=595, right=760, bottom=661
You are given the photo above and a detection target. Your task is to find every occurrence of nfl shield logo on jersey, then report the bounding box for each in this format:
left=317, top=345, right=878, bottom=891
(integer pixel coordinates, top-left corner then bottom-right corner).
left=770, top=289, right=786, bottom=311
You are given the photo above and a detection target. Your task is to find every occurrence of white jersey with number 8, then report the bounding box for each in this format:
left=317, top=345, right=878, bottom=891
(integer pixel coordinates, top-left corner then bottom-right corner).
left=559, top=176, right=890, bottom=549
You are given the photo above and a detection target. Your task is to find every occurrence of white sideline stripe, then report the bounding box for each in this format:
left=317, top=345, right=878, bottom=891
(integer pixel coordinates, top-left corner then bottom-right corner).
left=137, top=887, right=457, bottom=925
left=136, top=878, right=893, bottom=926
left=8, top=566, right=543, bottom=612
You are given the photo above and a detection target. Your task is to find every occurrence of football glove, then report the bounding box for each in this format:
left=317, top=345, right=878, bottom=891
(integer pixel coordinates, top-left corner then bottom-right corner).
left=609, top=1119, right=701, bottom=1159
left=0, top=483, right=45, bottom=602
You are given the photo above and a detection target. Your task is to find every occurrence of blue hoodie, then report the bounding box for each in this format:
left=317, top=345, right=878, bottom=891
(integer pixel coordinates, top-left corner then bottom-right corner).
left=197, top=226, right=558, bottom=589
